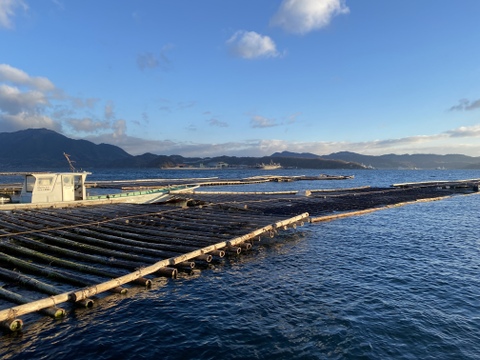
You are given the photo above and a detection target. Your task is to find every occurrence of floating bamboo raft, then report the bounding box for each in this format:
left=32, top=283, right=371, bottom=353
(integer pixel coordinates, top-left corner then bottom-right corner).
left=0, top=178, right=478, bottom=333
left=0, top=200, right=307, bottom=332
left=0, top=174, right=353, bottom=194
left=87, top=174, right=354, bottom=190
left=186, top=185, right=477, bottom=219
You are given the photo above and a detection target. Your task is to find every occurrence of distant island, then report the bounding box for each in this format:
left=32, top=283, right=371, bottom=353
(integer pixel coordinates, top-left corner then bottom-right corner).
left=1, top=128, right=480, bottom=170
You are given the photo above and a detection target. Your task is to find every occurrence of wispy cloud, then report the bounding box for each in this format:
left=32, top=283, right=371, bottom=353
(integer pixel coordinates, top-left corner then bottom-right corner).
left=449, top=98, right=480, bottom=111
left=66, top=117, right=110, bottom=133
left=137, top=52, right=159, bottom=71
left=226, top=31, right=279, bottom=59
left=156, top=99, right=197, bottom=113
left=51, top=0, right=64, bottom=11
left=71, top=97, right=99, bottom=109
left=89, top=124, right=480, bottom=157
left=132, top=10, right=141, bottom=23
left=250, top=115, right=278, bottom=128
left=0, top=0, right=28, bottom=29
left=104, top=101, right=115, bottom=120
left=287, top=112, right=302, bottom=124
left=271, top=0, right=349, bottom=35
left=186, top=124, right=197, bottom=132
left=177, top=101, right=195, bottom=110
left=208, top=118, right=228, bottom=127
left=136, top=44, right=174, bottom=71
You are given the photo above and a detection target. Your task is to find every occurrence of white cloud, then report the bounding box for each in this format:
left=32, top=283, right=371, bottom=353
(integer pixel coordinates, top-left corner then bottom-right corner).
left=112, top=119, right=126, bottom=138
left=83, top=133, right=177, bottom=156
left=0, top=112, right=60, bottom=132
left=0, top=64, right=59, bottom=131
left=0, top=64, right=55, bottom=91
left=0, top=64, right=125, bottom=137
left=0, top=0, right=28, bottom=29
left=88, top=123, right=480, bottom=157
left=271, top=0, right=349, bottom=35
left=227, top=31, right=279, bottom=59
left=0, top=84, right=49, bottom=114
left=444, top=125, right=480, bottom=138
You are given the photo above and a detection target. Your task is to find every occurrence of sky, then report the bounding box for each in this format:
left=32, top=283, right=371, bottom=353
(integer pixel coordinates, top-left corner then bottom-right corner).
left=1, top=0, right=480, bottom=158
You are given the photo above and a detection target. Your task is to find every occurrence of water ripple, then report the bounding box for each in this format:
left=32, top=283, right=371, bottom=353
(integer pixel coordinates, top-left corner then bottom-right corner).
left=2, top=180, right=480, bottom=359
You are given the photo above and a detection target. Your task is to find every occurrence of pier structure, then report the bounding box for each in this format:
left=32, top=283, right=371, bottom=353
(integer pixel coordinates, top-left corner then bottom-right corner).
left=0, top=176, right=479, bottom=333
left=0, top=200, right=307, bottom=332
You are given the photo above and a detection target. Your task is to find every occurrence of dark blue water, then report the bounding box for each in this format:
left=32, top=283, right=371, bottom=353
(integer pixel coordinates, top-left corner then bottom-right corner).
left=1, top=170, right=480, bottom=359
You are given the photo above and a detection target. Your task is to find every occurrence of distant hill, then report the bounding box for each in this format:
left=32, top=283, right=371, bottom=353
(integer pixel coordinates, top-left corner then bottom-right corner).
left=272, top=150, right=480, bottom=169
left=1, top=129, right=479, bottom=170
left=271, top=151, right=320, bottom=159
left=320, top=151, right=480, bottom=170
left=181, top=155, right=364, bottom=170
left=0, top=129, right=195, bottom=170
left=0, top=129, right=364, bottom=170
left=0, top=128, right=132, bottom=170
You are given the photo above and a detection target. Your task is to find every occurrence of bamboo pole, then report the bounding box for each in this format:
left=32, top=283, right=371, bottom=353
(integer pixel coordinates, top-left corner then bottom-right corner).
left=11, top=235, right=148, bottom=271
left=0, top=252, right=104, bottom=289
left=164, top=209, right=279, bottom=228
left=1, top=234, right=148, bottom=291
left=195, top=254, right=213, bottom=263
left=2, top=204, right=292, bottom=256
left=174, top=261, right=195, bottom=269
left=49, top=229, right=189, bottom=262
left=192, top=190, right=298, bottom=195
left=70, top=226, right=221, bottom=257
left=102, top=220, right=237, bottom=244
left=0, top=241, right=130, bottom=292
left=35, top=229, right=158, bottom=264
left=309, top=197, right=451, bottom=223
left=0, top=267, right=61, bottom=296
left=0, top=212, right=309, bottom=322
left=209, top=250, right=225, bottom=258
left=226, top=246, right=241, bottom=255
left=240, top=242, right=252, bottom=251
left=0, top=287, right=65, bottom=318
left=1, top=318, right=23, bottom=332
left=91, top=213, right=266, bottom=250
left=155, top=267, right=177, bottom=278
left=35, top=210, right=236, bottom=248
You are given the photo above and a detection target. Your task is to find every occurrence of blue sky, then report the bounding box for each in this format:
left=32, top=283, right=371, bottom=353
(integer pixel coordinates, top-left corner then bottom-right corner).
left=1, top=0, right=480, bottom=157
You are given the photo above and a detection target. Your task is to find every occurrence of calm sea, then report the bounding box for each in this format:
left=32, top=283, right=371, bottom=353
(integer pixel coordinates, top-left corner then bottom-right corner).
left=1, top=169, right=480, bottom=359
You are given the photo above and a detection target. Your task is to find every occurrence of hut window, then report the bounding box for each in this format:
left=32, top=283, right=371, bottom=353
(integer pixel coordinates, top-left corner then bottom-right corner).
left=74, top=175, right=83, bottom=188
left=63, top=176, right=73, bottom=185
left=37, top=176, right=54, bottom=186
left=25, top=175, right=35, bottom=192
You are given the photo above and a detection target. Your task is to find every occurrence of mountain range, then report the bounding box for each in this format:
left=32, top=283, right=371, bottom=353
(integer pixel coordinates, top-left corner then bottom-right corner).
left=1, top=129, right=479, bottom=170
left=271, top=151, right=480, bottom=170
